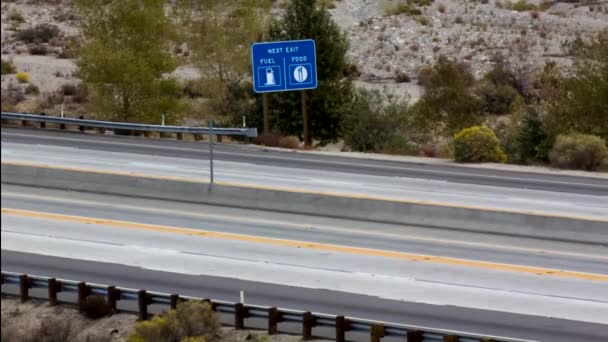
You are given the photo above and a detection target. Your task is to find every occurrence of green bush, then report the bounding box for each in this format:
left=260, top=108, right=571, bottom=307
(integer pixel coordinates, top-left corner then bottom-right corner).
left=549, top=133, right=608, bottom=171
left=454, top=126, right=507, bottom=163
left=341, top=88, right=414, bottom=153
left=128, top=300, right=220, bottom=342
left=1, top=59, right=17, bottom=75
left=477, top=82, right=520, bottom=115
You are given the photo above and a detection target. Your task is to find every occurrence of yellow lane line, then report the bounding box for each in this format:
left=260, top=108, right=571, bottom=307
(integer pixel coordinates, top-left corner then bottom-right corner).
left=3, top=207, right=607, bottom=282
left=4, top=189, right=605, bottom=261
left=3, top=160, right=607, bottom=222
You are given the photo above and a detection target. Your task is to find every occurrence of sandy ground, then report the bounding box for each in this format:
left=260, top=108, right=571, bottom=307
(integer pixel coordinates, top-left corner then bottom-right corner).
left=1, top=297, right=329, bottom=342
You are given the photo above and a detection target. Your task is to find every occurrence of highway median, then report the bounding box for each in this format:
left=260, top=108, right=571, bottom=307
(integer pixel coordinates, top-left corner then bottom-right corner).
left=2, top=161, right=607, bottom=245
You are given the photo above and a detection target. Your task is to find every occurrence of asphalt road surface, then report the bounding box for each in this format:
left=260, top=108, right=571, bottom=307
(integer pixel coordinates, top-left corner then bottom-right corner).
left=2, top=131, right=608, bottom=218
left=2, top=186, right=607, bottom=340
left=3, top=251, right=608, bottom=342
left=2, top=127, right=607, bottom=195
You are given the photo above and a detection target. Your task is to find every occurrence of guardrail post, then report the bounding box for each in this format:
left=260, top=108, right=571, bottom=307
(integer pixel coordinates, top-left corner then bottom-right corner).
left=302, top=312, right=314, bottom=340
left=78, top=282, right=88, bottom=312
left=107, top=286, right=118, bottom=311
left=336, top=315, right=346, bottom=342
left=170, top=294, right=179, bottom=310
left=138, top=290, right=149, bottom=320
left=194, top=133, right=202, bottom=141
left=234, top=303, right=245, bottom=329
left=444, top=335, right=459, bottom=342
left=268, top=307, right=281, bottom=335
left=21, top=118, right=27, bottom=127
left=19, top=274, right=29, bottom=303
left=177, top=132, right=183, bottom=140
left=48, top=278, right=58, bottom=306
left=40, top=112, right=46, bottom=128
left=407, top=330, right=423, bottom=342
left=371, top=324, right=385, bottom=342
left=78, top=115, right=85, bottom=132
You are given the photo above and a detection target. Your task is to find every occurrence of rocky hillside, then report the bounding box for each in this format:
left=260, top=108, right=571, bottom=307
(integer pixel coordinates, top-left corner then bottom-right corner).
left=1, top=0, right=607, bottom=108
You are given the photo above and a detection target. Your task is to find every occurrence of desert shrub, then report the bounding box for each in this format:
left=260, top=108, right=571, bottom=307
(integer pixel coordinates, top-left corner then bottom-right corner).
left=62, top=83, right=77, bottom=96
left=1, top=59, right=17, bottom=75
left=2, top=315, right=75, bottom=342
left=83, top=295, right=112, bottom=319
left=254, top=133, right=282, bottom=147
left=395, top=69, right=411, bottom=83
left=549, top=133, right=608, bottom=171
left=182, top=80, right=204, bottom=99
left=29, top=44, right=48, bottom=55
left=25, top=83, right=40, bottom=95
left=3, top=84, right=26, bottom=104
left=128, top=315, right=180, bottom=342
left=16, top=72, right=29, bottom=83
left=279, top=136, right=300, bottom=149
left=16, top=24, right=60, bottom=44
left=477, top=82, right=520, bottom=115
left=73, top=83, right=89, bottom=103
left=510, top=0, right=538, bottom=11
left=454, top=126, right=507, bottom=163
left=8, top=10, right=25, bottom=23
left=128, top=300, right=220, bottom=342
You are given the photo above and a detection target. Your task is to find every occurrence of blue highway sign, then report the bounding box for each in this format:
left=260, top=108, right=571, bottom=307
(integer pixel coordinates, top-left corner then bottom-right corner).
left=251, top=39, right=318, bottom=93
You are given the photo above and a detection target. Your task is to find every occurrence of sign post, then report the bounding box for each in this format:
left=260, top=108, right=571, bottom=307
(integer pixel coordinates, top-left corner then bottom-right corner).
left=252, top=39, right=318, bottom=144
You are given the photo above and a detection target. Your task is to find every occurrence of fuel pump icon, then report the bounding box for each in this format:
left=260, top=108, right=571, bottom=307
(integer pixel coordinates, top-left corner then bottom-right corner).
left=265, top=68, right=276, bottom=86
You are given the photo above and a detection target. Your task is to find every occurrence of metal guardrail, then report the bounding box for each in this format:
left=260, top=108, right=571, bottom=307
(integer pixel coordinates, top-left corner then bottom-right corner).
left=0, top=112, right=258, bottom=137
left=1, top=272, right=533, bottom=342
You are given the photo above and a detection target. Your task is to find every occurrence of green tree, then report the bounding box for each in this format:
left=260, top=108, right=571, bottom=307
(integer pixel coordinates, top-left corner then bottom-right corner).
left=180, top=0, right=270, bottom=82
left=341, top=88, right=407, bottom=152
left=262, top=0, right=356, bottom=145
left=544, top=29, right=608, bottom=141
left=175, top=0, right=270, bottom=122
left=75, top=0, right=185, bottom=124
left=413, top=56, right=483, bottom=137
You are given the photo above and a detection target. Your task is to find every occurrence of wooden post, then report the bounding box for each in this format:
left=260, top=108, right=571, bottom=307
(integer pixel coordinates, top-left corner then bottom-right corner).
left=48, top=278, right=58, bottom=306
left=371, top=324, right=385, bottom=342
left=107, top=286, right=117, bottom=311
left=138, top=290, right=149, bottom=321
left=40, top=112, right=46, bottom=128
left=268, top=307, right=280, bottom=335
left=170, top=294, right=179, bottom=310
left=234, top=303, right=245, bottom=329
left=263, top=93, right=269, bottom=134
left=444, top=336, right=459, bottom=342
left=407, top=330, right=423, bottom=342
left=301, top=91, right=310, bottom=147
left=19, top=274, right=29, bottom=303
left=77, top=282, right=88, bottom=312
left=302, top=312, right=314, bottom=340
left=335, top=316, right=346, bottom=342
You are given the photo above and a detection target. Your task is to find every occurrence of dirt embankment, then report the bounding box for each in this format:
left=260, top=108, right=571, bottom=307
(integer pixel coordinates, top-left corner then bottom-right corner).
left=1, top=297, right=328, bottom=342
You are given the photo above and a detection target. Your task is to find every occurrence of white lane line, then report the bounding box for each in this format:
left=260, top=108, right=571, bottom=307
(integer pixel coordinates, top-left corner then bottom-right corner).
left=3, top=190, right=607, bottom=261
left=3, top=231, right=608, bottom=325
left=3, top=132, right=606, bottom=188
